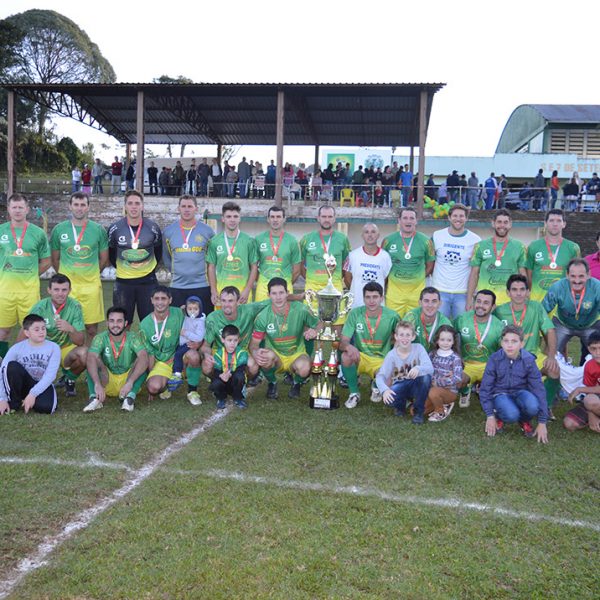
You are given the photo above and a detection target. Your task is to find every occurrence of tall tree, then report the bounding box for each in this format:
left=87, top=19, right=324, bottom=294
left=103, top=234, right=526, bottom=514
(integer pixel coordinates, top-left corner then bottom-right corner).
left=0, top=9, right=116, bottom=133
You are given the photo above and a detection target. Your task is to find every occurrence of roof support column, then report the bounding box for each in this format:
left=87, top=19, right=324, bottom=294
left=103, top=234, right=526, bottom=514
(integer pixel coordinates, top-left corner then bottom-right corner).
left=136, top=90, right=145, bottom=194
left=314, top=145, right=320, bottom=172
left=416, top=90, right=428, bottom=219
left=275, top=89, right=285, bottom=207
left=6, top=91, right=16, bottom=198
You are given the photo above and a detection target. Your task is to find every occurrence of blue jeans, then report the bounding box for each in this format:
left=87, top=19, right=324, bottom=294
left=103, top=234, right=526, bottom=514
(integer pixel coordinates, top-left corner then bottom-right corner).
left=389, top=375, right=431, bottom=417
left=467, top=190, right=479, bottom=209
left=439, top=292, right=467, bottom=320
left=485, top=190, right=495, bottom=209
left=493, top=390, right=539, bottom=423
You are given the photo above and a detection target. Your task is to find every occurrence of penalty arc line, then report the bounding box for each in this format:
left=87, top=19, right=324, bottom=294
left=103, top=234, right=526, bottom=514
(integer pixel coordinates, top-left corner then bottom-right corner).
left=0, top=408, right=232, bottom=600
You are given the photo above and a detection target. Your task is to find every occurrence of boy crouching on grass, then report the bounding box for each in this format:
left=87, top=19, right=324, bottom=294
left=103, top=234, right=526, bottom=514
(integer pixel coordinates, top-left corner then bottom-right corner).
left=479, top=325, right=549, bottom=443
left=0, top=314, right=61, bottom=415
left=209, top=325, right=248, bottom=410
left=563, top=331, right=600, bottom=434
left=375, top=321, right=433, bottom=424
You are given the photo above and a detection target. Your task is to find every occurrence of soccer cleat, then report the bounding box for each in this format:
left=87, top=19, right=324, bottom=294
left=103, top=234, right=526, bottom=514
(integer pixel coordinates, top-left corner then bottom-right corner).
left=187, top=391, right=202, bottom=406
left=65, top=379, right=77, bottom=397
left=443, top=403, right=455, bottom=418
left=520, top=421, right=536, bottom=438
left=288, top=382, right=301, bottom=399
left=370, top=383, right=383, bottom=403
left=411, top=414, right=425, bottom=425
left=344, top=392, right=360, bottom=409
left=167, top=373, right=184, bottom=392
left=83, top=397, right=103, bottom=413
left=159, top=389, right=172, bottom=400
left=216, top=399, right=227, bottom=410
left=459, top=388, right=471, bottom=408
left=247, top=374, right=263, bottom=388
left=121, top=397, right=134, bottom=412
left=234, top=398, right=248, bottom=409
left=428, top=411, right=446, bottom=422
left=266, top=382, right=278, bottom=399
left=283, top=372, right=293, bottom=385
left=495, top=417, right=505, bottom=434
left=55, top=375, right=67, bottom=388
left=338, top=375, right=349, bottom=388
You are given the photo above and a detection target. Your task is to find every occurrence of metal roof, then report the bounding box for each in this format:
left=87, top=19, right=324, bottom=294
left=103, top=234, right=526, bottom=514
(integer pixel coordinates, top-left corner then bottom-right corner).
left=1, top=82, right=445, bottom=147
left=526, top=104, right=600, bottom=123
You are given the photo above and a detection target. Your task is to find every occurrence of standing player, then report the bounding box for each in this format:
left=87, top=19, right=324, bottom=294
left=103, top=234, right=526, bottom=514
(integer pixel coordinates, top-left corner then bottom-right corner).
left=25, top=274, right=87, bottom=397
left=454, top=289, right=504, bottom=407
left=107, top=190, right=162, bottom=325
left=83, top=306, right=149, bottom=413
left=526, top=209, right=580, bottom=303
left=339, top=282, right=399, bottom=408
left=0, top=193, right=51, bottom=358
left=467, top=209, right=527, bottom=310
left=345, top=223, right=392, bottom=307
left=255, top=206, right=301, bottom=302
left=162, top=195, right=215, bottom=312
left=404, top=287, right=453, bottom=351
left=207, top=201, right=258, bottom=306
left=383, top=207, right=435, bottom=316
left=50, top=191, right=109, bottom=340
left=249, top=278, right=319, bottom=399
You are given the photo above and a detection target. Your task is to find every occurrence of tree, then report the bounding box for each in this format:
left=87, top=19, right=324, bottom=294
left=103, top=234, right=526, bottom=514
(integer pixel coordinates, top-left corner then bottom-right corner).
left=0, top=9, right=116, bottom=133
left=56, top=136, right=81, bottom=168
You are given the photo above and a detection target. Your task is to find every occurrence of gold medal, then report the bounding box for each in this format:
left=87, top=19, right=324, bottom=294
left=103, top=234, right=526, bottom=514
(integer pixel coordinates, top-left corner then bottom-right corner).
left=227, top=254, right=234, bottom=262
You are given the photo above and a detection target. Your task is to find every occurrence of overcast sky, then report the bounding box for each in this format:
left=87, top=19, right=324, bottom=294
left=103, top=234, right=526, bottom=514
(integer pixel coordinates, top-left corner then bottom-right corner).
left=2, top=0, right=599, bottom=165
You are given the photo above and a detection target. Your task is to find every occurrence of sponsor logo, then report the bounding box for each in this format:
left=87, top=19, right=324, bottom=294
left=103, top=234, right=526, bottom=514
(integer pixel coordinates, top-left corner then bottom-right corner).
left=260, top=242, right=268, bottom=250
left=461, top=327, right=470, bottom=335
left=308, top=241, right=316, bottom=249
left=118, top=235, right=126, bottom=244
left=535, top=251, right=543, bottom=261
left=356, top=323, right=364, bottom=331
left=267, top=323, right=276, bottom=332
left=483, top=249, right=492, bottom=257
left=216, top=245, right=224, bottom=253
left=60, top=233, right=69, bottom=241
left=389, top=244, right=397, bottom=252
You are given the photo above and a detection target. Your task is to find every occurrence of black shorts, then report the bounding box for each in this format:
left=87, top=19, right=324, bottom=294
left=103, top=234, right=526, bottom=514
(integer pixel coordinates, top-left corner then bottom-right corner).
left=169, top=286, right=214, bottom=316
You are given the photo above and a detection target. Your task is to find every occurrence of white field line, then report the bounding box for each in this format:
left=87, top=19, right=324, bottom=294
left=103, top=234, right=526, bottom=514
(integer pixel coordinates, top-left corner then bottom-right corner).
left=0, top=455, right=133, bottom=472
left=0, top=408, right=231, bottom=600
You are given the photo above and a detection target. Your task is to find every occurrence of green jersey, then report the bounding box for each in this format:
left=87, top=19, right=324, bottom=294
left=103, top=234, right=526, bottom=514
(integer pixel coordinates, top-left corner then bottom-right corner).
left=300, top=230, right=350, bottom=292
left=252, top=301, right=318, bottom=355
left=454, top=310, right=503, bottom=363
left=213, top=347, right=248, bottom=372
left=50, top=220, right=109, bottom=287
left=206, top=231, right=258, bottom=294
left=139, top=307, right=185, bottom=363
left=89, top=330, right=146, bottom=375
left=255, top=231, right=300, bottom=298
left=0, top=221, right=50, bottom=289
left=403, top=308, right=452, bottom=351
left=383, top=232, right=435, bottom=297
left=542, top=277, right=600, bottom=330
left=30, top=296, right=85, bottom=348
left=470, top=237, right=526, bottom=297
left=494, top=300, right=554, bottom=354
left=341, top=305, right=399, bottom=358
left=204, top=300, right=270, bottom=352
left=525, top=237, right=580, bottom=302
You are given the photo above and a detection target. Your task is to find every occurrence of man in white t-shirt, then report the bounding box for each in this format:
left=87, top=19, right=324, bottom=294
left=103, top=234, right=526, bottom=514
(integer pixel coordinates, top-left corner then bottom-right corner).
left=431, top=203, right=481, bottom=319
left=345, top=223, right=392, bottom=307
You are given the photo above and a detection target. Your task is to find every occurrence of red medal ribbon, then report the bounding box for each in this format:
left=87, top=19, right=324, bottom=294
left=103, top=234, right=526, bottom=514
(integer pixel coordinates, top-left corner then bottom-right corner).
left=179, top=220, right=195, bottom=247
left=10, top=221, right=28, bottom=253
left=401, top=235, right=415, bottom=254
left=365, top=309, right=382, bottom=342
left=222, top=349, right=237, bottom=372
left=52, top=302, right=66, bottom=318
left=275, top=303, right=290, bottom=331
left=128, top=218, right=143, bottom=247
left=420, top=311, right=439, bottom=343
left=319, top=231, right=332, bottom=255
left=473, top=315, right=491, bottom=346
left=544, top=237, right=562, bottom=266
left=72, top=220, right=88, bottom=247
left=510, top=303, right=528, bottom=327
left=571, top=285, right=586, bottom=320
left=110, top=333, right=127, bottom=360
left=270, top=230, right=284, bottom=260
left=493, top=237, right=509, bottom=263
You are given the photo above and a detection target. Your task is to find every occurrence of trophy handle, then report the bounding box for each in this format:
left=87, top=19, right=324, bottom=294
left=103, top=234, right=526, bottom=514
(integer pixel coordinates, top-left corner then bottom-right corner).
left=304, top=289, right=319, bottom=317
left=338, top=291, right=354, bottom=319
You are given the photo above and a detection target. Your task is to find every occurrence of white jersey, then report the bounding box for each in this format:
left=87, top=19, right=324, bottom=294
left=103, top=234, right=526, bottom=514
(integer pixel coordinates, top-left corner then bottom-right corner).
left=345, top=246, right=392, bottom=307
left=431, top=228, right=481, bottom=293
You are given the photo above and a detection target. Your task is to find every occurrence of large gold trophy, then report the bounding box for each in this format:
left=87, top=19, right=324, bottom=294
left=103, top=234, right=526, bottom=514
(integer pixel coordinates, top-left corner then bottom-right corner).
left=305, top=253, right=353, bottom=409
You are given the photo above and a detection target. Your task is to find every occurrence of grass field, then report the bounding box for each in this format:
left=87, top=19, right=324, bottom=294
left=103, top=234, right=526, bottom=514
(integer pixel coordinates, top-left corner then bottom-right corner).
left=0, top=285, right=599, bottom=598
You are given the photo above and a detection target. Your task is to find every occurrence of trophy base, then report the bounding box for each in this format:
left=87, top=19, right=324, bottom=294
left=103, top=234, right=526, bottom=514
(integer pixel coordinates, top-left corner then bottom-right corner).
left=309, top=396, right=339, bottom=410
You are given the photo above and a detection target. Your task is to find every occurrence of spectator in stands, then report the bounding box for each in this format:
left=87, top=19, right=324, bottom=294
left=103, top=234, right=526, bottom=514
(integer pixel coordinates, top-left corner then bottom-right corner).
left=111, top=156, right=123, bottom=195
left=352, top=165, right=365, bottom=196
left=186, top=160, right=197, bottom=196
left=125, top=161, right=135, bottom=191
left=237, top=157, right=250, bottom=199
left=467, top=172, right=479, bottom=209
left=400, top=165, right=414, bottom=206
left=484, top=172, right=498, bottom=210
left=226, top=165, right=238, bottom=198
left=265, top=160, right=276, bottom=199
left=563, top=177, right=580, bottom=212
left=159, top=167, right=169, bottom=196
left=550, top=170, right=559, bottom=209
left=497, top=174, right=508, bottom=209
left=71, top=165, right=81, bottom=193
left=518, top=182, right=533, bottom=209
left=447, top=170, right=460, bottom=202
left=438, top=181, right=448, bottom=204
left=425, top=174, right=436, bottom=200
left=311, top=169, right=322, bottom=201
left=458, top=174, right=468, bottom=204
left=197, top=158, right=210, bottom=197
left=533, top=168, right=546, bottom=211
left=81, top=164, right=92, bottom=194
left=587, top=172, right=600, bottom=199
left=173, top=161, right=185, bottom=196
left=147, top=161, right=158, bottom=195
left=92, top=158, right=104, bottom=195
left=295, top=163, right=308, bottom=199
left=381, top=166, right=394, bottom=207
left=211, top=158, right=223, bottom=197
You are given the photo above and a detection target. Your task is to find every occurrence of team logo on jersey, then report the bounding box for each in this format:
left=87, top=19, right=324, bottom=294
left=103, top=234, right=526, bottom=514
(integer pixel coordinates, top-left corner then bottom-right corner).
left=483, top=249, right=492, bottom=257
left=104, top=347, right=111, bottom=356
left=308, top=241, right=316, bottom=249
left=461, top=327, right=470, bottom=335
left=267, top=323, right=276, bottom=332
left=0, top=234, right=8, bottom=242
left=260, top=242, right=268, bottom=250
left=584, top=302, right=593, bottom=310
left=535, top=251, right=543, bottom=261
left=356, top=323, right=364, bottom=331
left=60, top=233, right=69, bottom=241
left=362, top=270, right=378, bottom=282
left=118, top=235, right=126, bottom=244
left=444, top=250, right=461, bottom=265
left=389, top=244, right=397, bottom=252
left=216, top=245, right=224, bottom=253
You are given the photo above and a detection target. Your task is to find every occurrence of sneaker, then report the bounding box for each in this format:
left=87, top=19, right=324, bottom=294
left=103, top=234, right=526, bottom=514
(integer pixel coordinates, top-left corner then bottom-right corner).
left=247, top=374, right=263, bottom=388
left=234, top=398, right=248, bottom=409
left=548, top=408, right=556, bottom=421
left=121, top=397, right=134, bottom=412
left=428, top=411, right=446, bottom=422
left=216, top=399, right=227, bottom=410
left=521, top=421, right=536, bottom=438
left=283, top=372, right=293, bottom=385
left=443, top=403, right=455, bottom=418
left=370, top=386, right=383, bottom=403
left=495, top=417, right=505, bottom=434
left=393, top=407, right=405, bottom=417
left=288, top=382, right=301, bottom=399
left=411, top=414, right=425, bottom=425
left=338, top=375, right=349, bottom=388
left=345, top=392, right=360, bottom=409
left=459, top=388, right=471, bottom=408
left=64, top=379, right=77, bottom=397
left=266, top=382, right=278, bottom=399
left=159, top=390, right=172, bottom=400
left=187, top=391, right=202, bottom=406
left=167, top=373, right=184, bottom=392
left=83, top=397, right=103, bottom=412
left=55, top=375, right=67, bottom=388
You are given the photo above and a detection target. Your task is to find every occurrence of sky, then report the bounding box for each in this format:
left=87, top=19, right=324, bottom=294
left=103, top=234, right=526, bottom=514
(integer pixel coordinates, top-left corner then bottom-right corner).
left=2, top=0, right=599, bottom=166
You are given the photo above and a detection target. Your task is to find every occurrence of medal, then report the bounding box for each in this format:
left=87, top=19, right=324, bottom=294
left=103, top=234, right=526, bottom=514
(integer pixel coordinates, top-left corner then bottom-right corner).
left=549, top=262, right=557, bottom=270
left=492, top=236, right=508, bottom=268
left=71, top=220, right=88, bottom=253
left=272, top=256, right=278, bottom=262
left=365, top=309, right=382, bottom=343
left=182, top=243, right=189, bottom=250
left=15, top=248, right=23, bottom=256
left=401, top=234, right=415, bottom=260
left=128, top=218, right=143, bottom=250
left=152, top=314, right=168, bottom=344
left=224, top=230, right=240, bottom=263
left=494, top=259, right=502, bottom=267
left=226, top=254, right=234, bottom=262
left=281, top=324, right=288, bottom=332
left=322, top=253, right=329, bottom=260
left=473, top=315, right=492, bottom=349
left=275, top=303, right=290, bottom=333
left=510, top=303, right=528, bottom=327
left=179, top=220, right=195, bottom=251
left=420, top=311, right=439, bottom=344
left=544, top=237, right=562, bottom=271
left=571, top=285, right=585, bottom=321
left=110, top=333, right=127, bottom=361
left=269, top=230, right=284, bottom=264
left=132, top=242, right=139, bottom=250
left=74, top=244, right=81, bottom=252
left=319, top=231, right=332, bottom=261
left=10, top=221, right=28, bottom=257
left=405, top=252, right=412, bottom=260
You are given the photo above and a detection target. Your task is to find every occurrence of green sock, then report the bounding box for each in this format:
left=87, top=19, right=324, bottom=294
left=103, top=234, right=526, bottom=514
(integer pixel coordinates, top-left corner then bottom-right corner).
left=0, top=341, right=8, bottom=359
left=262, top=367, right=277, bottom=383
left=86, top=372, right=95, bottom=397
left=186, top=366, right=201, bottom=387
left=341, top=364, right=359, bottom=394
left=305, top=339, right=314, bottom=357
left=544, top=377, right=561, bottom=407
left=131, top=373, right=147, bottom=396
left=63, top=368, right=78, bottom=382
left=293, top=373, right=304, bottom=384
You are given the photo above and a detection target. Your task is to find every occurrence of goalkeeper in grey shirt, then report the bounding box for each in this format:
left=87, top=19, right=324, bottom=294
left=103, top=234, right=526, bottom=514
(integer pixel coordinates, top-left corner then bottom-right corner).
left=0, top=314, right=61, bottom=414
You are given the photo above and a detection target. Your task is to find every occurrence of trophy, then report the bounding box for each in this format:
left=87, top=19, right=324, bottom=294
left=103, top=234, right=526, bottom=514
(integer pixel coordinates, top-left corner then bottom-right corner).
left=305, top=253, right=353, bottom=409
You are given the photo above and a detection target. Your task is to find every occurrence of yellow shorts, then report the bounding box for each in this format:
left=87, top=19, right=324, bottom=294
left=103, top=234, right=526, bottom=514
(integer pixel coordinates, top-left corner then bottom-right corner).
left=535, top=353, right=547, bottom=372
left=464, top=361, right=486, bottom=386
left=0, top=288, right=40, bottom=328
left=148, top=360, right=173, bottom=379
left=274, top=350, right=307, bottom=373
left=385, top=290, right=420, bottom=318
left=492, top=289, right=510, bottom=309
left=60, top=343, right=77, bottom=367
left=104, top=370, right=130, bottom=397
left=70, top=282, right=104, bottom=325
left=254, top=284, right=269, bottom=303
left=358, top=352, right=384, bottom=378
